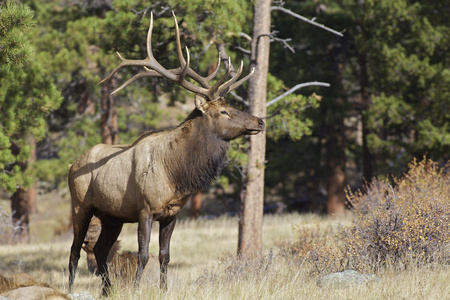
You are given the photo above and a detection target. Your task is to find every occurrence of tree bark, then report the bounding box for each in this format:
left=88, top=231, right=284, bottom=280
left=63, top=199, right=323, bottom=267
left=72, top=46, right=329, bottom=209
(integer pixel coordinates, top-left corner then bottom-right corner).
left=325, top=58, right=346, bottom=216
left=238, top=0, right=271, bottom=259
left=9, top=134, right=36, bottom=242
left=11, top=187, right=30, bottom=242
left=189, top=191, right=202, bottom=219
left=359, top=53, right=373, bottom=182
left=325, top=122, right=346, bottom=215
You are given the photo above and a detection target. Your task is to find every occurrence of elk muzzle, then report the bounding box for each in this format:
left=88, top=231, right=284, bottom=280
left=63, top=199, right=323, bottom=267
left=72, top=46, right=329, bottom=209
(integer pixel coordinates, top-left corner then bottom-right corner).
left=246, top=118, right=265, bottom=135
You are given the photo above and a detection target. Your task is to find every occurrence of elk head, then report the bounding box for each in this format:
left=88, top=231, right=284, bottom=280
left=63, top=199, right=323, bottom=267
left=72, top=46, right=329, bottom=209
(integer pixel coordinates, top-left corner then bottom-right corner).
left=192, top=95, right=264, bottom=141
left=99, top=11, right=265, bottom=137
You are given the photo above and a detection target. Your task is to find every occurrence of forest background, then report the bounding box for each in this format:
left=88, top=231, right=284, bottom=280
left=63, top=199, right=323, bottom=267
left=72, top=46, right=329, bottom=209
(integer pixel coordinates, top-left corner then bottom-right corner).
left=1, top=0, right=449, bottom=240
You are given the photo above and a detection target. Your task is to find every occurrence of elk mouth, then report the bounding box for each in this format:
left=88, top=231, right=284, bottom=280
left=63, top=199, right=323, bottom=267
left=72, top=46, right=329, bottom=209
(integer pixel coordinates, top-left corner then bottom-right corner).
left=246, top=129, right=263, bottom=135
left=246, top=119, right=265, bottom=135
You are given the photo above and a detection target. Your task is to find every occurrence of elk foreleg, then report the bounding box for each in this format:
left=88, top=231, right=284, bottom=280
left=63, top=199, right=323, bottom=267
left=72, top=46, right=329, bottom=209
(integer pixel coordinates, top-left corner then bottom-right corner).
left=158, top=216, right=176, bottom=290
left=68, top=209, right=93, bottom=293
left=135, top=213, right=153, bottom=288
left=94, top=221, right=123, bottom=296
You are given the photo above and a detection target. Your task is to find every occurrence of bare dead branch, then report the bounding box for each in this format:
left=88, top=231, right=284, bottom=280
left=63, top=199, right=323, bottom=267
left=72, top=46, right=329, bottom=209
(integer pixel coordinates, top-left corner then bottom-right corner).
left=271, top=37, right=295, bottom=53
left=266, top=81, right=330, bottom=107
left=234, top=46, right=251, bottom=55
left=229, top=91, right=249, bottom=106
left=238, top=32, right=252, bottom=42
left=271, top=6, right=344, bottom=37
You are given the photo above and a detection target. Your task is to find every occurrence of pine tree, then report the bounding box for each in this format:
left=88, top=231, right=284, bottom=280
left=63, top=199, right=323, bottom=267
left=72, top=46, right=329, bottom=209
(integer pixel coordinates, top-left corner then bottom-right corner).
left=359, top=0, right=450, bottom=174
left=0, top=1, right=62, bottom=241
left=0, top=1, right=35, bottom=66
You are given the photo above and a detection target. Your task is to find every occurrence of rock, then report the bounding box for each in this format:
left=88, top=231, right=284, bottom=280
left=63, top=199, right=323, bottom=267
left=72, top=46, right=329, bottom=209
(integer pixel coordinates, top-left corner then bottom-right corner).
left=4, top=286, right=69, bottom=300
left=68, top=292, right=95, bottom=300
left=317, top=270, right=378, bottom=287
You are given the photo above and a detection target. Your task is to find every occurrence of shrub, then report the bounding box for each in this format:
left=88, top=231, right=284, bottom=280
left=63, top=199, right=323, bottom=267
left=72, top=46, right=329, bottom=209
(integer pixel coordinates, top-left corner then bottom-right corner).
left=0, top=205, right=23, bottom=244
left=278, top=224, right=342, bottom=274
left=278, top=158, right=450, bottom=274
left=343, top=158, right=450, bottom=271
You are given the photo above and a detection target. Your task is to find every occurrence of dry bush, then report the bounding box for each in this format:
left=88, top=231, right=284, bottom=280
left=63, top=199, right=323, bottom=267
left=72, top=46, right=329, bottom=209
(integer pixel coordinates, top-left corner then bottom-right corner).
left=278, top=158, right=449, bottom=275
left=194, top=250, right=282, bottom=289
left=0, top=206, right=25, bottom=244
left=343, top=158, right=450, bottom=271
left=277, top=224, right=342, bottom=275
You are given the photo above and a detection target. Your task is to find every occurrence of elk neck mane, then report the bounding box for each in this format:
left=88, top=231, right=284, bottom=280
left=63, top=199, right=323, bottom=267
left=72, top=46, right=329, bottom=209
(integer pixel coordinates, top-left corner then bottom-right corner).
left=163, top=108, right=229, bottom=195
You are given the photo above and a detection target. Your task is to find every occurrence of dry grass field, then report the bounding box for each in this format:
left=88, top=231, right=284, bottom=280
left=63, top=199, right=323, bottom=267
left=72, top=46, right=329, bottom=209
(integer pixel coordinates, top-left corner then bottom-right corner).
left=1, top=190, right=449, bottom=300
left=1, top=159, right=450, bottom=300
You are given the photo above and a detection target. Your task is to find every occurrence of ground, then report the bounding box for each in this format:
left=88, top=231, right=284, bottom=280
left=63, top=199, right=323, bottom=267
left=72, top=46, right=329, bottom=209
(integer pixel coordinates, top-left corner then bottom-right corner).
left=0, top=190, right=449, bottom=299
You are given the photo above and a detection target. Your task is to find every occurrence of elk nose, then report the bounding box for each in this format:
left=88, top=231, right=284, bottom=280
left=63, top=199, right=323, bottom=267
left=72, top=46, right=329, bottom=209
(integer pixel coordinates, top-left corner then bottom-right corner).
left=258, top=119, right=265, bottom=131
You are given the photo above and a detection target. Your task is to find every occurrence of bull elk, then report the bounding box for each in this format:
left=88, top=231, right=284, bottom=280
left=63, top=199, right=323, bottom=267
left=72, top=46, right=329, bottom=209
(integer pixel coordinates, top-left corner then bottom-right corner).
left=68, top=12, right=264, bottom=295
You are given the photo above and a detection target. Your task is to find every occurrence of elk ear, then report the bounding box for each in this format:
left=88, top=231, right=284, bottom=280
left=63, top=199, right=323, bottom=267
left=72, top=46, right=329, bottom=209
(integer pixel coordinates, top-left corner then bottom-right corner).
left=194, top=94, right=209, bottom=114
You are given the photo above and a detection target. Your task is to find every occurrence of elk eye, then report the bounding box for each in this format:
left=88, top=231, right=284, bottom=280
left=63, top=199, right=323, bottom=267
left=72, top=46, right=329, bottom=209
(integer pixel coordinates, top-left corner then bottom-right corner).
left=221, top=110, right=230, bottom=116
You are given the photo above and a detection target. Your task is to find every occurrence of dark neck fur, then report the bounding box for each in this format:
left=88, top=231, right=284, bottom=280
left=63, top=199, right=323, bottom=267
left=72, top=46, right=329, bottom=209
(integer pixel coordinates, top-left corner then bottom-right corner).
left=164, top=109, right=229, bottom=195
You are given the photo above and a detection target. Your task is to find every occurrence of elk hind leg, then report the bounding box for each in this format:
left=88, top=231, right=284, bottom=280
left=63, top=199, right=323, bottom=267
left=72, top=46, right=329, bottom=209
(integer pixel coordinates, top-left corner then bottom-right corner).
left=159, top=217, right=176, bottom=290
left=68, top=208, right=93, bottom=293
left=135, top=213, right=153, bottom=288
left=94, top=220, right=123, bottom=296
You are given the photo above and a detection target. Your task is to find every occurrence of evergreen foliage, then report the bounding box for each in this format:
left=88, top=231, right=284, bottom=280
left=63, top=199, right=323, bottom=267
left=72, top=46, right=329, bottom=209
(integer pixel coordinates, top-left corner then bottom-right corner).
left=268, top=0, right=449, bottom=208
left=0, top=1, right=35, bottom=66
left=0, top=1, right=62, bottom=193
left=359, top=0, right=450, bottom=174
left=2, top=0, right=447, bottom=216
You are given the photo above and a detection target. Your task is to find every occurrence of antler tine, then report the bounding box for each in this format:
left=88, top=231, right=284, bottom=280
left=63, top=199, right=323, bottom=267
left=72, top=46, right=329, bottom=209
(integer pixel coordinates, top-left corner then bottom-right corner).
left=208, top=57, right=232, bottom=99
left=214, top=60, right=245, bottom=98
left=172, top=11, right=216, bottom=89
left=98, top=52, right=147, bottom=85
left=111, top=68, right=162, bottom=95
left=99, top=12, right=175, bottom=89
left=100, top=12, right=253, bottom=100
left=226, top=66, right=255, bottom=94
left=172, top=11, right=186, bottom=68
left=179, top=46, right=190, bottom=83
left=144, top=12, right=179, bottom=82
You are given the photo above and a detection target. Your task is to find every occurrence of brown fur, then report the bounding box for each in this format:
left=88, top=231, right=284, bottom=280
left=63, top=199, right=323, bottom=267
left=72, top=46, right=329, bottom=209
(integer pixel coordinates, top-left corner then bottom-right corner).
left=68, top=82, right=264, bottom=296
left=68, top=14, right=264, bottom=295
left=68, top=96, right=264, bottom=295
left=82, top=216, right=159, bottom=284
left=0, top=273, right=69, bottom=299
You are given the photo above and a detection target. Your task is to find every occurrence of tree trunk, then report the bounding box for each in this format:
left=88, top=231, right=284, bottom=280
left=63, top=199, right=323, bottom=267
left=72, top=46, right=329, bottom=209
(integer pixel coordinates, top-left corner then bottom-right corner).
left=325, top=121, right=346, bottom=215
left=100, top=79, right=118, bottom=145
left=78, top=78, right=96, bottom=116
left=189, top=191, right=202, bottom=219
left=238, top=0, right=270, bottom=259
left=9, top=134, right=36, bottom=242
left=325, top=58, right=346, bottom=216
left=28, top=135, right=37, bottom=214
left=11, top=187, right=30, bottom=242
left=359, top=53, right=372, bottom=182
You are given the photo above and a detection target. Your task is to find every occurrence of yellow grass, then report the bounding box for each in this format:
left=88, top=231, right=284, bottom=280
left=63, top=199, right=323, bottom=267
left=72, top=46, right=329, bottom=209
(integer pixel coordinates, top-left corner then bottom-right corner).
left=1, top=193, right=449, bottom=299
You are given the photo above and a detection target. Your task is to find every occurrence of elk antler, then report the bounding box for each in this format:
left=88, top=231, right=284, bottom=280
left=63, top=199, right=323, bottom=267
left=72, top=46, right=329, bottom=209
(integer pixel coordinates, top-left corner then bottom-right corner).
left=99, top=11, right=254, bottom=101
